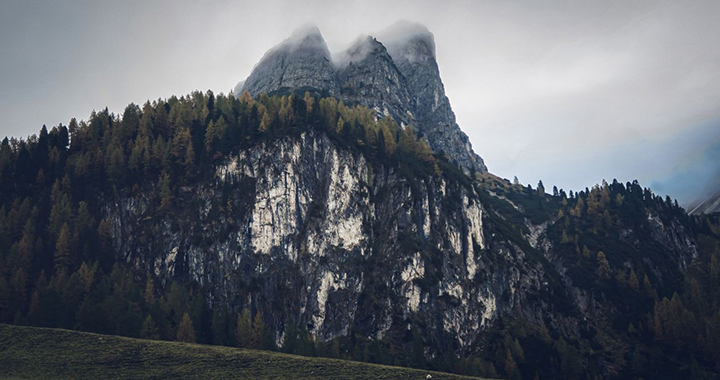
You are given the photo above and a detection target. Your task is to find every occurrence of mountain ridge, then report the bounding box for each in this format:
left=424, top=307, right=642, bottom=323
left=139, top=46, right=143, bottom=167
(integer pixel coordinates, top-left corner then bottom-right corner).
left=1, top=23, right=720, bottom=379
left=235, top=22, right=486, bottom=174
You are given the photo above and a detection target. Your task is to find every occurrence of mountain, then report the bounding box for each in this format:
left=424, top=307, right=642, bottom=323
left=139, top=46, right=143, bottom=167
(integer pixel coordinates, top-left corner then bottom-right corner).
left=1, top=23, right=720, bottom=380
left=689, top=189, right=720, bottom=215
left=235, top=22, right=486, bottom=174
left=241, top=25, right=340, bottom=99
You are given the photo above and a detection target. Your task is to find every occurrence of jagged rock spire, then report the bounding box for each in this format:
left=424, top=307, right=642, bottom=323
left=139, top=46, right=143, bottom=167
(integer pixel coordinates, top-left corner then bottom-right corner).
left=240, top=24, right=339, bottom=97
left=234, top=22, right=487, bottom=174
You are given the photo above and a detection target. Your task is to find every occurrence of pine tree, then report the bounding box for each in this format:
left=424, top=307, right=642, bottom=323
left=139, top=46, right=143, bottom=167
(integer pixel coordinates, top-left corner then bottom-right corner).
left=237, top=308, right=251, bottom=348
left=171, top=128, right=194, bottom=169
left=0, top=276, right=10, bottom=322
left=587, top=187, right=599, bottom=215
left=597, top=251, right=610, bottom=279
left=141, top=315, right=160, bottom=340
left=159, top=171, right=172, bottom=210
left=145, top=278, right=155, bottom=305
left=629, top=269, right=640, bottom=290
left=251, top=311, right=266, bottom=349
left=177, top=312, right=196, bottom=343
left=212, top=305, right=228, bottom=346
left=54, top=223, right=72, bottom=270
left=504, top=348, right=517, bottom=378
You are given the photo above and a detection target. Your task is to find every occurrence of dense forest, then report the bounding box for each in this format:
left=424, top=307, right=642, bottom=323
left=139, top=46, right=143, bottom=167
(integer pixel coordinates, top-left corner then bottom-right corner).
left=1, top=90, right=719, bottom=379
left=0, top=90, right=456, bottom=364
left=472, top=174, right=720, bottom=379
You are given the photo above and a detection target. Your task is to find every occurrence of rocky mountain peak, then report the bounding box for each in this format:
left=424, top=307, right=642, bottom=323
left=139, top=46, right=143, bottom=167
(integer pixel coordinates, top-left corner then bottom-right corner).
left=240, top=24, right=339, bottom=97
left=283, top=24, right=330, bottom=56
left=335, top=35, right=413, bottom=126
left=377, top=20, right=436, bottom=64
left=233, top=23, right=486, bottom=173
left=333, top=35, right=384, bottom=67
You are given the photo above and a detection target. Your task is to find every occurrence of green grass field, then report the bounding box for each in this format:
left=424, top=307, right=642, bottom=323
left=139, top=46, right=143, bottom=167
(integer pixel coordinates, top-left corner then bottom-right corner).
left=0, top=324, right=484, bottom=379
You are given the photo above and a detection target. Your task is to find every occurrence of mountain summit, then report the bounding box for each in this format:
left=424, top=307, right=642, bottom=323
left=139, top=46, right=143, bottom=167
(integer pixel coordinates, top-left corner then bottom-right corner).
left=235, top=22, right=487, bottom=174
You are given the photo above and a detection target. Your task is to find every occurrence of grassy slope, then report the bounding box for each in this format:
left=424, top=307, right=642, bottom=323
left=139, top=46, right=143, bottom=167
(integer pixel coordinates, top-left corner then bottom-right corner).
left=0, top=324, right=484, bottom=379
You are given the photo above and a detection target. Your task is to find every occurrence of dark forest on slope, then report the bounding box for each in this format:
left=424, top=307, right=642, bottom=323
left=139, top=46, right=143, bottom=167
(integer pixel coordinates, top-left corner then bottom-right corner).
left=1, top=90, right=719, bottom=379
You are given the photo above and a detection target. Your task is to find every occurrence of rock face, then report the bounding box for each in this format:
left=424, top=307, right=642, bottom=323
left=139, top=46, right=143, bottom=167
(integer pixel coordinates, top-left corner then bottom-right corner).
left=335, top=36, right=414, bottom=128
left=103, top=128, right=697, bottom=363
left=95, top=23, right=701, bottom=372
left=379, top=22, right=485, bottom=174
left=688, top=189, right=720, bottom=215
left=105, top=131, right=541, bottom=351
left=241, top=25, right=340, bottom=98
left=235, top=23, right=486, bottom=174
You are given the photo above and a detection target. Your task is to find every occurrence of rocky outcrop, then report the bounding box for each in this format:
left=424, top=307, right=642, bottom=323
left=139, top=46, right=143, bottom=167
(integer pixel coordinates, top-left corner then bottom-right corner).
left=234, top=23, right=486, bottom=174
left=335, top=36, right=414, bottom=128
left=688, top=189, right=720, bottom=215
left=379, top=22, right=486, bottom=173
left=104, top=131, right=545, bottom=353
left=241, top=25, right=340, bottom=98
left=101, top=127, right=699, bottom=371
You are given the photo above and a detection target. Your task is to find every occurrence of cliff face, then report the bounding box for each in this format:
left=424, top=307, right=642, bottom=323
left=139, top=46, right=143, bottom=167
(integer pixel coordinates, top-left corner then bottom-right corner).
left=105, top=131, right=545, bottom=351
left=689, top=189, right=720, bottom=215
left=103, top=127, right=698, bottom=366
left=241, top=25, right=340, bottom=98
left=236, top=23, right=486, bottom=174
left=95, top=23, right=702, bottom=375
left=379, top=22, right=485, bottom=174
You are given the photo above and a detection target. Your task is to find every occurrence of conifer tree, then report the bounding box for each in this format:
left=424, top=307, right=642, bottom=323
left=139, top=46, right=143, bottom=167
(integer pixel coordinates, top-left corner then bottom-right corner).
left=629, top=269, right=640, bottom=290
left=177, top=312, right=196, bottom=343
left=54, top=223, right=72, bottom=270
left=597, top=251, right=610, bottom=279
left=237, top=308, right=251, bottom=348
left=141, top=315, right=160, bottom=340
left=251, top=311, right=266, bottom=349
left=504, top=348, right=517, bottom=378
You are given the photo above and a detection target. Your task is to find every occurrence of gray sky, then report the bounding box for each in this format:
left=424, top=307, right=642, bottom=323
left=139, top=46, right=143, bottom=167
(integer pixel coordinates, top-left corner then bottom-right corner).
left=2, top=0, right=720, bottom=205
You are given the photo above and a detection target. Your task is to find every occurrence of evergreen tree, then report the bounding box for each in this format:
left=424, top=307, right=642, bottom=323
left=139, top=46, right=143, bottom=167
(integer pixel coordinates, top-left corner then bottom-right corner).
left=597, top=251, right=610, bottom=279
left=177, top=312, right=196, bottom=343
left=251, top=311, right=266, bottom=349
left=212, top=304, right=228, bottom=346
left=54, top=223, right=72, bottom=270
left=237, top=308, right=251, bottom=348
left=141, top=315, right=160, bottom=340
left=629, top=269, right=640, bottom=290
left=159, top=171, right=172, bottom=210
left=504, top=348, right=516, bottom=378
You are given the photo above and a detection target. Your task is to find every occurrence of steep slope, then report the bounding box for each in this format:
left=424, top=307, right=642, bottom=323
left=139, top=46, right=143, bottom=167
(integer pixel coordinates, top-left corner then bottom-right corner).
left=241, top=25, right=339, bottom=97
left=1, top=90, right=716, bottom=379
left=689, top=189, right=720, bottom=215
left=377, top=21, right=487, bottom=174
left=234, top=23, right=486, bottom=174
left=2, top=36, right=720, bottom=379
left=335, top=36, right=414, bottom=128
left=107, top=130, right=548, bottom=350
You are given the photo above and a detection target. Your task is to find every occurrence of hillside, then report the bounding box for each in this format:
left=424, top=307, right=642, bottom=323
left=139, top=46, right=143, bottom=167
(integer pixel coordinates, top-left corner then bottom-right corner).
left=1, top=24, right=720, bottom=379
left=0, top=324, right=481, bottom=380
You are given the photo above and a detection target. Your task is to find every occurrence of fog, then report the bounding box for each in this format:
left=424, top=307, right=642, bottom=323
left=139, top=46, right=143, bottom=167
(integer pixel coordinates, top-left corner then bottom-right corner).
left=1, top=0, right=719, bottom=205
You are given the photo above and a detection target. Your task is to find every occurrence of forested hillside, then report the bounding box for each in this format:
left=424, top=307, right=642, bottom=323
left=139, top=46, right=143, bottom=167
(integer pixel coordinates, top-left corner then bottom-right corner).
left=1, top=90, right=719, bottom=379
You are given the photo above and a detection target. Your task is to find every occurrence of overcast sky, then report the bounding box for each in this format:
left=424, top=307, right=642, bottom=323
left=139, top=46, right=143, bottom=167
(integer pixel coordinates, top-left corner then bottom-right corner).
left=2, top=0, right=719, bottom=205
